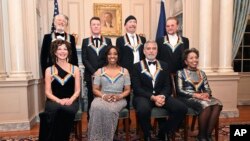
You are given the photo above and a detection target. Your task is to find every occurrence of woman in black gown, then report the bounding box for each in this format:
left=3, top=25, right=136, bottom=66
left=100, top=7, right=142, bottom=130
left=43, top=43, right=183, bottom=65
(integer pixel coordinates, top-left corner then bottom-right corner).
left=39, top=40, right=80, bottom=141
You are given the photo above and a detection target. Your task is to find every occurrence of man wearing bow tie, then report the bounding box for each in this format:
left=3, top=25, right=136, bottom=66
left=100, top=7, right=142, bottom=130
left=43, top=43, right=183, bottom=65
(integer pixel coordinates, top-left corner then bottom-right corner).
left=81, top=17, right=112, bottom=120
left=40, top=14, right=78, bottom=77
left=132, top=40, right=187, bottom=141
left=116, top=15, right=146, bottom=111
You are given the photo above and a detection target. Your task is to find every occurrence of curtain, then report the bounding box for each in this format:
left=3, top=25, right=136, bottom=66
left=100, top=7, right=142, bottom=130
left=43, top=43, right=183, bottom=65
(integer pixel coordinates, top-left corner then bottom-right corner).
left=232, top=0, right=250, bottom=59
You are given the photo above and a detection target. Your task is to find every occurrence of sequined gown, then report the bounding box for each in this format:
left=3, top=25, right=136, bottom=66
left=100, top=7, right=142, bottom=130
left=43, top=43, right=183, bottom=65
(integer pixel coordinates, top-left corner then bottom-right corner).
left=39, top=64, right=79, bottom=141
left=176, top=68, right=222, bottom=114
left=88, top=67, right=131, bottom=141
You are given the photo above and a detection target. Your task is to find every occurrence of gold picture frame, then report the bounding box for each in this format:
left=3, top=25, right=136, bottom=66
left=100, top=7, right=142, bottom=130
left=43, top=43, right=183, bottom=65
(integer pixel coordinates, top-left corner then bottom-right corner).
left=94, top=3, right=122, bottom=36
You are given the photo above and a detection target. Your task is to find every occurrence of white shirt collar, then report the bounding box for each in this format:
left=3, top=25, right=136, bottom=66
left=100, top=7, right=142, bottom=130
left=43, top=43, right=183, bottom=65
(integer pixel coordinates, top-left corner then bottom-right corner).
left=92, top=35, right=101, bottom=38
left=127, top=33, right=136, bottom=38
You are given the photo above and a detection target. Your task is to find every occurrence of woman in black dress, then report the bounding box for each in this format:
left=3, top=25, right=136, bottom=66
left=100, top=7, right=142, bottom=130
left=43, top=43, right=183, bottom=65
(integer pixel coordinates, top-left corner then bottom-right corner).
left=39, top=40, right=80, bottom=141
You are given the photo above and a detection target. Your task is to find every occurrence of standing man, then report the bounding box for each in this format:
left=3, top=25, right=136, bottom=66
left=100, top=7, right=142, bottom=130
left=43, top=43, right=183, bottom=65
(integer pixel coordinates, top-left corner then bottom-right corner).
left=81, top=17, right=112, bottom=120
left=40, top=14, right=78, bottom=77
left=116, top=15, right=146, bottom=109
left=156, top=16, right=189, bottom=73
left=132, top=40, right=187, bottom=141
left=156, top=16, right=189, bottom=140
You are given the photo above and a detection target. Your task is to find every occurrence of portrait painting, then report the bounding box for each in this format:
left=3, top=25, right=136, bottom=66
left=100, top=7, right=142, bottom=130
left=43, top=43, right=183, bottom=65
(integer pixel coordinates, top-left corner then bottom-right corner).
left=94, top=3, right=122, bottom=36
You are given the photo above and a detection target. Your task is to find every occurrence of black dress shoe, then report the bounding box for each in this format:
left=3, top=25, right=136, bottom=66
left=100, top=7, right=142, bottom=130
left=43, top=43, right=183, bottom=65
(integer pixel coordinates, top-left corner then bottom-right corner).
left=144, top=136, right=152, bottom=141
left=156, top=132, right=165, bottom=141
left=207, top=135, right=213, bottom=141
left=196, top=136, right=207, bottom=141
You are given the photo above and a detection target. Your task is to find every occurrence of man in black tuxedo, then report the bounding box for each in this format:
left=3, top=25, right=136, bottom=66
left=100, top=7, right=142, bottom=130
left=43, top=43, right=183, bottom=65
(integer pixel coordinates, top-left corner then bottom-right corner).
left=116, top=15, right=146, bottom=109
left=132, top=40, right=187, bottom=141
left=40, top=14, right=78, bottom=77
left=156, top=16, right=189, bottom=73
left=81, top=17, right=112, bottom=120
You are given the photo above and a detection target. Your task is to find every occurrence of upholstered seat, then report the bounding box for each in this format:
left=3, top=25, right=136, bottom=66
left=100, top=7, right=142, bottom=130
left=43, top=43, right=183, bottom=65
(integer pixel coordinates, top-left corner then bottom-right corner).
left=117, top=108, right=130, bottom=141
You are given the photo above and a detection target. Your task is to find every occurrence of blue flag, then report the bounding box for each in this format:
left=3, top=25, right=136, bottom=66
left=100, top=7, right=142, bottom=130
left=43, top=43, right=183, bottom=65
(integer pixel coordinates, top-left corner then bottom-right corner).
left=155, top=0, right=166, bottom=40
left=51, top=0, right=59, bottom=33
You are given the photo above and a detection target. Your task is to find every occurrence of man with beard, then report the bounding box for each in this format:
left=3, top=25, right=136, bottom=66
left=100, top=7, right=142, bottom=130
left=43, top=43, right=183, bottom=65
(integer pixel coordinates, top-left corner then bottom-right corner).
left=132, top=40, right=187, bottom=141
left=116, top=15, right=146, bottom=110
left=40, top=14, right=78, bottom=78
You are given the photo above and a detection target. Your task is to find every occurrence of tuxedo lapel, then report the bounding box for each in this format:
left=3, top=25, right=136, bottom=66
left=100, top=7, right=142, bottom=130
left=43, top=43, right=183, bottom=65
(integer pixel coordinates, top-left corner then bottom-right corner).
left=123, top=34, right=143, bottom=52
left=87, top=36, right=107, bottom=56
left=139, top=60, right=163, bottom=87
left=163, top=35, right=184, bottom=52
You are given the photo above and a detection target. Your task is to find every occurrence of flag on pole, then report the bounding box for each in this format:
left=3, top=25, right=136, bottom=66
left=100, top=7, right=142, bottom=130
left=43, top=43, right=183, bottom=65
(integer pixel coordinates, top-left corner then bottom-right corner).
left=155, top=0, right=166, bottom=40
left=51, top=0, right=59, bottom=33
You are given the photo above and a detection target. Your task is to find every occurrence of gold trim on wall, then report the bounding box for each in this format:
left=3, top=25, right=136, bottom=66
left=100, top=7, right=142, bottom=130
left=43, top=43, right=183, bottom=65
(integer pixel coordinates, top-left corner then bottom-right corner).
left=94, top=3, right=122, bottom=36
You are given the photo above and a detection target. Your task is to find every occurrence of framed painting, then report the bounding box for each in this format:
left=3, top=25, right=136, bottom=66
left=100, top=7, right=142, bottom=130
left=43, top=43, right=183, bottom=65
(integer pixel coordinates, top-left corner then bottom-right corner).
left=94, top=3, right=122, bottom=36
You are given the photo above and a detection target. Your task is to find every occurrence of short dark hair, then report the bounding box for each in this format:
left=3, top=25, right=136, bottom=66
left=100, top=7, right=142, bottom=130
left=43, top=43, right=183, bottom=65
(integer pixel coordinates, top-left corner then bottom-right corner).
left=104, top=46, right=120, bottom=66
left=166, top=16, right=179, bottom=25
left=50, top=40, right=72, bottom=64
left=90, top=16, right=101, bottom=25
left=183, top=48, right=199, bottom=66
left=124, top=15, right=137, bottom=25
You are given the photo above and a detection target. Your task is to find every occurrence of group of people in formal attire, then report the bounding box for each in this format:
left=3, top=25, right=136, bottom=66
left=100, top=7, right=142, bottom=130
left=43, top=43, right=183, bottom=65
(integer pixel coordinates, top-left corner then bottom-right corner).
left=38, top=13, right=223, bottom=141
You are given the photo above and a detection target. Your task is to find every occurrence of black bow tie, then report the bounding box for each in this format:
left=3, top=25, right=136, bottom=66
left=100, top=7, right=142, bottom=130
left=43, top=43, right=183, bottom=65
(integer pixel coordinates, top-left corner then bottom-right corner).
left=55, top=32, right=65, bottom=37
left=148, top=61, right=156, bottom=65
left=93, top=38, right=101, bottom=41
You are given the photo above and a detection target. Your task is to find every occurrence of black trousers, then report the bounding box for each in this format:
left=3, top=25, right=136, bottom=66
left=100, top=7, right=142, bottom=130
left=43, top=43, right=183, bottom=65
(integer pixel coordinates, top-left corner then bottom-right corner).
left=133, top=96, right=188, bottom=137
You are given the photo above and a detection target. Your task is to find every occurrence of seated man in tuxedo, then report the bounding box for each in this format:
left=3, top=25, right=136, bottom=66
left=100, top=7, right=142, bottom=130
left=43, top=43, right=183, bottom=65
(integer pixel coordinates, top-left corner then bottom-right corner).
left=132, top=40, right=187, bottom=141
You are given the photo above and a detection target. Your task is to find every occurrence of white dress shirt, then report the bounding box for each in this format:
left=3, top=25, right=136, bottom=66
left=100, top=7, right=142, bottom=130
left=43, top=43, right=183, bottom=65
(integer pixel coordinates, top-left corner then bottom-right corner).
left=146, top=59, right=157, bottom=87
left=127, top=33, right=140, bottom=64
left=168, top=33, right=178, bottom=48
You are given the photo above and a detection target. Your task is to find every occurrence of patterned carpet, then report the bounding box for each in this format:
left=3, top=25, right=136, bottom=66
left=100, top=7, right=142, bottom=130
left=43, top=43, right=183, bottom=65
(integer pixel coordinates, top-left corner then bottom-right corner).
left=0, top=125, right=231, bottom=141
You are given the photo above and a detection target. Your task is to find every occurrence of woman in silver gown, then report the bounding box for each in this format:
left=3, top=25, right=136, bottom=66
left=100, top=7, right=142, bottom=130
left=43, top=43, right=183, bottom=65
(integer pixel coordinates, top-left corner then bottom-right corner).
left=88, top=46, right=131, bottom=141
left=176, top=48, right=223, bottom=141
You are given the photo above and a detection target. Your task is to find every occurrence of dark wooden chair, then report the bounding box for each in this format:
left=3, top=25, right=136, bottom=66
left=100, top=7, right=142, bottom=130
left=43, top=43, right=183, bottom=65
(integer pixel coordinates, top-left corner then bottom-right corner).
left=170, top=73, right=219, bottom=141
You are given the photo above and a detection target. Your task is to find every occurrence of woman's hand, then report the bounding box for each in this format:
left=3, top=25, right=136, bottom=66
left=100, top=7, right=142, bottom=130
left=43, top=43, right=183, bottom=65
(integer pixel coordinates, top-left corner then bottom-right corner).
left=111, top=94, right=124, bottom=102
left=57, top=98, right=73, bottom=106
left=102, top=94, right=113, bottom=102
left=64, top=98, right=74, bottom=106
left=194, top=93, right=210, bottom=101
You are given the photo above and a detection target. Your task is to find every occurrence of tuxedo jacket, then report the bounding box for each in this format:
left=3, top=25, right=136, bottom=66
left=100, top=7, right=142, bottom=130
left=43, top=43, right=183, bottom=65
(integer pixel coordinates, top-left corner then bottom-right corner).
left=116, top=34, right=146, bottom=73
left=156, top=35, right=189, bottom=73
left=81, top=36, right=112, bottom=81
left=40, top=33, right=78, bottom=77
left=132, top=59, right=172, bottom=100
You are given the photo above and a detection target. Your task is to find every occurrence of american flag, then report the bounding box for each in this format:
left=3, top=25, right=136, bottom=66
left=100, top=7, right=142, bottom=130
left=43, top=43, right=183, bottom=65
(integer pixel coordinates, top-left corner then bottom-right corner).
left=51, top=0, right=59, bottom=33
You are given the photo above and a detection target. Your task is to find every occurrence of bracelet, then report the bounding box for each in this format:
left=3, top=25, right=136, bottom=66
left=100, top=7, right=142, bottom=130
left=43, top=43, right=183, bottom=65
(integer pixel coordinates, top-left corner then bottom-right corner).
left=101, top=94, right=106, bottom=100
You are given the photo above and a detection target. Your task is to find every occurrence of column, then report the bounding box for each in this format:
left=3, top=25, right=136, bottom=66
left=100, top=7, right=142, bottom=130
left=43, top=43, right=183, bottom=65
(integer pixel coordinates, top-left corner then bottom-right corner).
left=7, top=0, right=32, bottom=80
left=199, top=0, right=213, bottom=72
left=0, top=41, right=8, bottom=80
left=0, top=1, right=7, bottom=79
left=218, top=0, right=234, bottom=73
